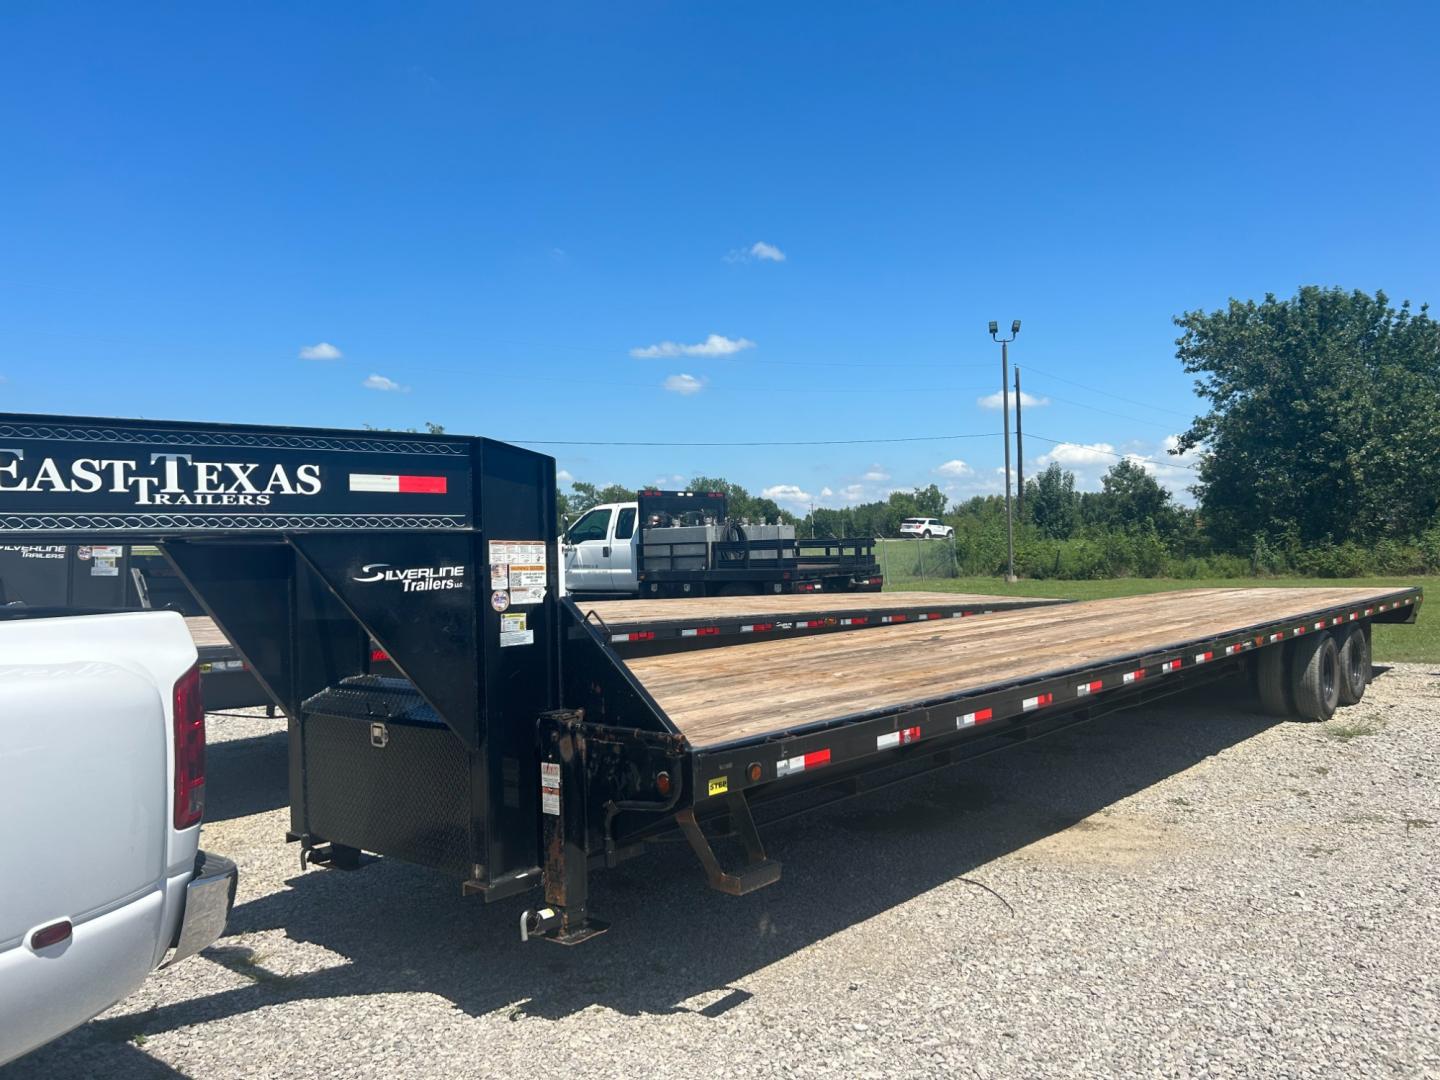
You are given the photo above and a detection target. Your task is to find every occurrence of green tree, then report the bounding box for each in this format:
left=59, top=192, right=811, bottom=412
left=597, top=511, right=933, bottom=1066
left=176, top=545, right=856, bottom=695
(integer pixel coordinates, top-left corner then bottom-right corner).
left=686, top=476, right=795, bottom=524
left=1174, top=287, right=1440, bottom=547
left=1093, top=458, right=1176, bottom=533
left=1024, top=463, right=1081, bottom=539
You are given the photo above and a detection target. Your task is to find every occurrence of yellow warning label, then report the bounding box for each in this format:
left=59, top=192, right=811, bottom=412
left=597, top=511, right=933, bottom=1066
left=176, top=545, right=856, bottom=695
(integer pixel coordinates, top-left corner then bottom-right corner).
left=707, top=776, right=729, bottom=797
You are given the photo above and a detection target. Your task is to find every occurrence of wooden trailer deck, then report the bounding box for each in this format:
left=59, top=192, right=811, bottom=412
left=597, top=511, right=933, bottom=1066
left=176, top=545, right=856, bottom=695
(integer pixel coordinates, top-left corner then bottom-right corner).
left=185, top=616, right=230, bottom=651
left=625, top=587, right=1416, bottom=748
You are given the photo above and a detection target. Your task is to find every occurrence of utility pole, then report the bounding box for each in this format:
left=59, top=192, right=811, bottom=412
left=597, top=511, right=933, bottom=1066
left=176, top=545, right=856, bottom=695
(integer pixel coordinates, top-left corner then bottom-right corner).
left=988, top=320, right=1021, bottom=583
left=1015, top=365, right=1025, bottom=523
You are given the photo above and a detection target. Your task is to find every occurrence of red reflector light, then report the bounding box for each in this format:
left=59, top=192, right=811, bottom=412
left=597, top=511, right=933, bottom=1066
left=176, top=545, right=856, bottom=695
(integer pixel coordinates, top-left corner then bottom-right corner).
left=370, top=648, right=390, bottom=663
left=892, top=614, right=907, bottom=622
left=697, top=626, right=719, bottom=636
left=752, top=623, right=774, bottom=633
left=656, top=771, right=672, bottom=796
left=30, top=920, right=72, bottom=950
left=172, top=665, right=206, bottom=830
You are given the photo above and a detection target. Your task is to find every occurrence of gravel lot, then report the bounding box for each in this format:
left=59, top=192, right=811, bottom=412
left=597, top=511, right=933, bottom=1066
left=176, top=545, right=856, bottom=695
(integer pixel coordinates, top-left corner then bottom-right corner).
left=7, top=663, right=1438, bottom=1079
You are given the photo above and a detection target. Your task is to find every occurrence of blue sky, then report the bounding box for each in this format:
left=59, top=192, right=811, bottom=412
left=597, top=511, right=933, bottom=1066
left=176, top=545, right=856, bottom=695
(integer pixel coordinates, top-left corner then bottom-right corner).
left=2, top=2, right=1437, bottom=513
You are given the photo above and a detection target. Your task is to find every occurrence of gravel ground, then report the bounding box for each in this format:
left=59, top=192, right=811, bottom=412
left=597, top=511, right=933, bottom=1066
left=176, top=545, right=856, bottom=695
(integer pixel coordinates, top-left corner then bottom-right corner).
left=6, top=664, right=1438, bottom=1080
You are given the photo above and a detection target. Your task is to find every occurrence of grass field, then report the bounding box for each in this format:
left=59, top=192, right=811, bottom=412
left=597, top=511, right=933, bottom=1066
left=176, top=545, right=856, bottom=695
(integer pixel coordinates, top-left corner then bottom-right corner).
left=886, top=574, right=1435, bottom=663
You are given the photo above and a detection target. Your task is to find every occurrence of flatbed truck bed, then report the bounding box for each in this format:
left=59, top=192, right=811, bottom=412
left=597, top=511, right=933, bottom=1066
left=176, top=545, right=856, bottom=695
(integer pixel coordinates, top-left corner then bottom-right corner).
left=1, top=411, right=1420, bottom=947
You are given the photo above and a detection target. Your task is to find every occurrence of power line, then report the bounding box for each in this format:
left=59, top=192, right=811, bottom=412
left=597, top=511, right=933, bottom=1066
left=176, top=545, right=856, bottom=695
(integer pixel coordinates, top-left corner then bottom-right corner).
left=1025, top=390, right=1184, bottom=433
left=1020, top=364, right=1196, bottom=418
left=1026, top=432, right=1203, bottom=472
left=501, top=432, right=1004, bottom=448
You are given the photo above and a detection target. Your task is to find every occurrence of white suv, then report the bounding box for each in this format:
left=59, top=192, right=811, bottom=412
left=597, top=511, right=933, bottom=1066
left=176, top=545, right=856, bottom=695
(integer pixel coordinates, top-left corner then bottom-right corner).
left=898, top=517, right=953, bottom=539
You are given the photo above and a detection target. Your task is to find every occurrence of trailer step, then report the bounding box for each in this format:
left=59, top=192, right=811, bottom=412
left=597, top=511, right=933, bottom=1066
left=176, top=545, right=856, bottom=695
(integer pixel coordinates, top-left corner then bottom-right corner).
left=676, top=795, right=781, bottom=896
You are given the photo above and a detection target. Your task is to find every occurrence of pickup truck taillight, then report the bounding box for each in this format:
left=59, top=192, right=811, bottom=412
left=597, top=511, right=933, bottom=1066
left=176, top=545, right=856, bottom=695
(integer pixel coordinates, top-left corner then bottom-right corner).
left=172, top=665, right=205, bottom=830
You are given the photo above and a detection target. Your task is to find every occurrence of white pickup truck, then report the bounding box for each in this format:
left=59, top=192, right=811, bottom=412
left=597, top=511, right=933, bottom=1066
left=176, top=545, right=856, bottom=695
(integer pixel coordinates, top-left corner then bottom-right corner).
left=0, top=608, right=237, bottom=1066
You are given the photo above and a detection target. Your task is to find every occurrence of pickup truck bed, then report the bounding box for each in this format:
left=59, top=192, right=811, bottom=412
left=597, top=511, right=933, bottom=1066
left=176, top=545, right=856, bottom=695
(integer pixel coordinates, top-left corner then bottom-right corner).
left=626, top=587, right=1418, bottom=747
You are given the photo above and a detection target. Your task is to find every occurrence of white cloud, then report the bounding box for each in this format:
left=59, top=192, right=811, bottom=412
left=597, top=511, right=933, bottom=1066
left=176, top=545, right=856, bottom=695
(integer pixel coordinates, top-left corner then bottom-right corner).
left=556, top=469, right=574, bottom=484
left=662, top=373, right=705, bottom=395
left=762, top=484, right=814, bottom=511
left=362, top=373, right=409, bottom=393
left=934, top=459, right=973, bottom=477
left=299, top=342, right=343, bottom=361
left=861, top=465, right=891, bottom=483
left=632, top=334, right=756, bottom=359
left=820, top=486, right=834, bottom=497
left=977, top=389, right=1048, bottom=410
left=726, top=241, right=786, bottom=264
left=1037, top=441, right=1117, bottom=468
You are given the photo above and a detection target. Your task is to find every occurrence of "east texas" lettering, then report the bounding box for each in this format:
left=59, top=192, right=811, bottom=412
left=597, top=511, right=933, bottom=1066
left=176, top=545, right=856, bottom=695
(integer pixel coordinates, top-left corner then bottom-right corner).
left=0, top=451, right=322, bottom=506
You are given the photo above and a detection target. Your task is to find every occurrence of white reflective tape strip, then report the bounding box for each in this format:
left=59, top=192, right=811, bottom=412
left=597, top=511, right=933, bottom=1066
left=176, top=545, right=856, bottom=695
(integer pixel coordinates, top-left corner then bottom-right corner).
left=1123, top=671, right=1142, bottom=684
left=1076, top=682, right=1094, bottom=696
left=1161, top=660, right=1181, bottom=674
left=681, top=628, right=699, bottom=637
left=1269, top=633, right=1283, bottom=643
left=349, top=473, right=401, bottom=492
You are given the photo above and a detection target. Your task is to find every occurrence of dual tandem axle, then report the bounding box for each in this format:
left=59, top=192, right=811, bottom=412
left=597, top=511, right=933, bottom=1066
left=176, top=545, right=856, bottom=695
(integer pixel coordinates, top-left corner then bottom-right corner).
left=0, top=412, right=1421, bottom=943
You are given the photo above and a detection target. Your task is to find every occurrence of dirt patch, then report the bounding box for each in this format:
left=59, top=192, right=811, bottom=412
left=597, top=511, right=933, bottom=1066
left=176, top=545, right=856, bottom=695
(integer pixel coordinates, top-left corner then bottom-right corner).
left=1013, top=812, right=1174, bottom=866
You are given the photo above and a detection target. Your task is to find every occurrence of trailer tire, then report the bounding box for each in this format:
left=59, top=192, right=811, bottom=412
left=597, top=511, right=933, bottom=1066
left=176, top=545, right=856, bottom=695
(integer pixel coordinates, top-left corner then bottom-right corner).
left=1336, top=625, right=1369, bottom=706
left=1253, top=642, right=1293, bottom=716
left=1290, top=633, right=1340, bottom=722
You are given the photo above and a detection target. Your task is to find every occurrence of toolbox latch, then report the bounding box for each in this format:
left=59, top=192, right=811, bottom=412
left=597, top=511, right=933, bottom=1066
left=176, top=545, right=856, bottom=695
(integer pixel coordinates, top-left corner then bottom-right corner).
left=369, top=721, right=389, bottom=749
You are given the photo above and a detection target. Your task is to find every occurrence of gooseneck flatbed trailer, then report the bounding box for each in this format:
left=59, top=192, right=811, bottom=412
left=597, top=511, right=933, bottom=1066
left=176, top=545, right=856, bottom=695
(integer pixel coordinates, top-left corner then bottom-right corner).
left=0, top=413, right=1421, bottom=945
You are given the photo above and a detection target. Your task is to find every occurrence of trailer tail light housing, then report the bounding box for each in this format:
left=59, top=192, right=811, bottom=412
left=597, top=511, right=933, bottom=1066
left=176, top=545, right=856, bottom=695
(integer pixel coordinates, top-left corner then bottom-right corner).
left=172, top=664, right=206, bottom=830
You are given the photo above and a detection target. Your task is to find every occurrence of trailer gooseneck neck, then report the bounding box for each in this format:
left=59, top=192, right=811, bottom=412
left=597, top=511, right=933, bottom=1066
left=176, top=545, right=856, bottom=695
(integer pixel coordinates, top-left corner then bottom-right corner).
left=0, top=413, right=1422, bottom=945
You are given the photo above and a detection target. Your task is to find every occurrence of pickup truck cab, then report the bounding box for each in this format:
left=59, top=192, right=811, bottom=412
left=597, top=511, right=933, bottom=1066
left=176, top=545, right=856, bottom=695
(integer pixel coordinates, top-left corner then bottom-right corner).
left=561, top=501, right=639, bottom=593
left=898, top=517, right=953, bottom=539
left=0, top=608, right=237, bottom=1066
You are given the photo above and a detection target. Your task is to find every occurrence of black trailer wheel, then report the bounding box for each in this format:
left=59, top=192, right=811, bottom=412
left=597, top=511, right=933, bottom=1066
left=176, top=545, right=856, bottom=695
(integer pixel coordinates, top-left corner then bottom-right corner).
left=1336, top=625, right=1369, bottom=705
left=1289, top=633, right=1340, bottom=721
left=1253, top=642, right=1293, bottom=716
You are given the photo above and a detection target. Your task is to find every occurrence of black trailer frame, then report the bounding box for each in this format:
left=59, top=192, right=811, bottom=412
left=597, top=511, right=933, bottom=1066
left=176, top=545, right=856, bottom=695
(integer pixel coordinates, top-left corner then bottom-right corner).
left=0, top=412, right=1422, bottom=946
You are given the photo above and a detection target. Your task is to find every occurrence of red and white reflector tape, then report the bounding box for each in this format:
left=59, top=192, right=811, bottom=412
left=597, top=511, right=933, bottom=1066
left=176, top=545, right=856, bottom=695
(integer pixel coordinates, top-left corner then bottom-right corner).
left=1076, top=679, right=1103, bottom=696
left=876, top=726, right=922, bottom=750
left=1194, top=651, right=1214, bottom=663
left=1269, top=633, right=1284, bottom=643
left=1161, top=659, right=1182, bottom=674
left=610, top=630, right=656, bottom=643
left=349, top=473, right=447, bottom=494
left=776, top=748, right=831, bottom=778
left=1313, top=621, right=1326, bottom=631
left=958, top=708, right=994, bottom=728
left=1123, top=669, right=1146, bottom=684
left=740, top=623, right=774, bottom=634
left=840, top=617, right=868, bottom=626
left=1022, top=692, right=1054, bottom=712
left=680, top=626, right=720, bottom=637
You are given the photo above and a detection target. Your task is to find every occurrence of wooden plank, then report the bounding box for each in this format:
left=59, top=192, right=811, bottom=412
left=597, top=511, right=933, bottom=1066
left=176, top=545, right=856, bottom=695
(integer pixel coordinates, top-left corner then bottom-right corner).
left=185, top=616, right=230, bottom=649
left=623, top=587, right=1410, bottom=749
left=578, top=590, right=1061, bottom=629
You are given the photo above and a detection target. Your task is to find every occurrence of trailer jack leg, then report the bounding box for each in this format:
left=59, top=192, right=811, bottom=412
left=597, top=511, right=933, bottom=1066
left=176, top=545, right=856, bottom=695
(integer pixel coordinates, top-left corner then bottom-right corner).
left=677, top=793, right=782, bottom=896
left=527, top=712, right=610, bottom=945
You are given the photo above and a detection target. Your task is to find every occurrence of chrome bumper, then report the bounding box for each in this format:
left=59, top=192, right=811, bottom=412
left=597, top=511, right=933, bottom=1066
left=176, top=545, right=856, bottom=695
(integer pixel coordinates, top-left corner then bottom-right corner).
left=168, top=850, right=238, bottom=965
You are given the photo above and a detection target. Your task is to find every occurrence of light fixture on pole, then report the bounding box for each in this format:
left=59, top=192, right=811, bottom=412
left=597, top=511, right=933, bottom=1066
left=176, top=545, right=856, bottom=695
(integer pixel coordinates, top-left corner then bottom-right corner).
left=989, top=319, right=1021, bottom=583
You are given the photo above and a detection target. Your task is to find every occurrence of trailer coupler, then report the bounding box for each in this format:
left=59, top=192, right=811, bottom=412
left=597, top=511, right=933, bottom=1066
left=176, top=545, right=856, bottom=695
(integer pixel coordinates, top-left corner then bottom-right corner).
left=676, top=793, right=781, bottom=896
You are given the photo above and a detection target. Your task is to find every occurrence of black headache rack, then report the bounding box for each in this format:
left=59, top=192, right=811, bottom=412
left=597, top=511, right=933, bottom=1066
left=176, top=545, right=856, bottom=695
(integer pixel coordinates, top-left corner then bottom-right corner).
left=633, top=489, right=881, bottom=596
left=0, top=412, right=1422, bottom=947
